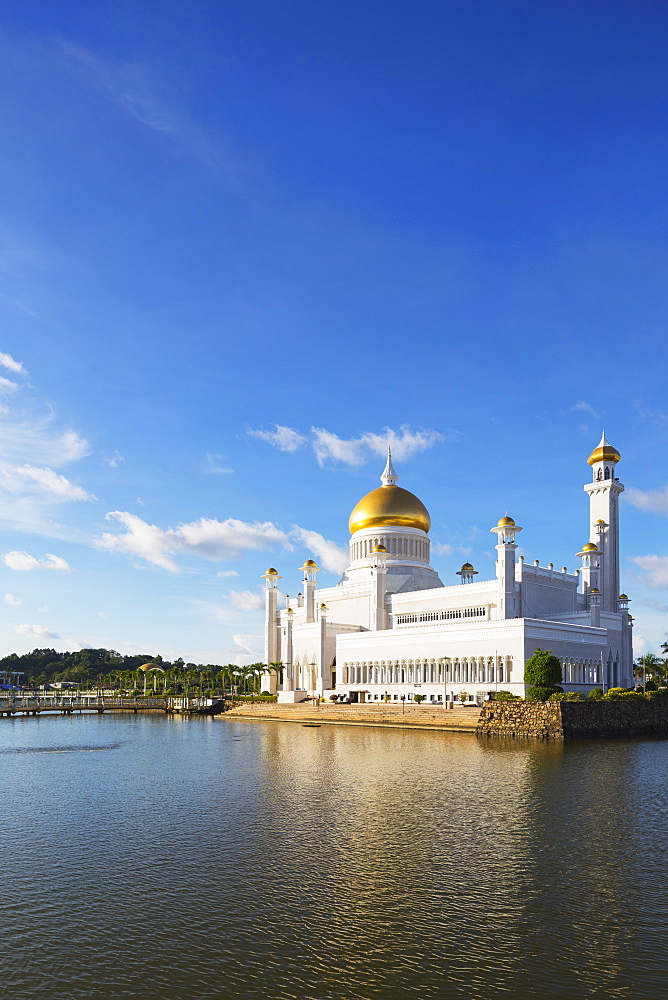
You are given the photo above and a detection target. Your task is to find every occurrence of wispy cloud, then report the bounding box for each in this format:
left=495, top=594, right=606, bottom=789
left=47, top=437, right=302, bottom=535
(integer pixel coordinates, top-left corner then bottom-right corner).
left=96, top=512, right=290, bottom=573
left=291, top=526, right=348, bottom=575
left=16, top=623, right=60, bottom=640
left=247, top=424, right=307, bottom=453
left=433, top=542, right=473, bottom=558
left=250, top=423, right=453, bottom=468
left=4, top=593, right=23, bottom=606
left=629, top=555, right=668, bottom=589
left=103, top=450, right=124, bottom=468
left=216, top=569, right=239, bottom=578
left=627, top=486, right=668, bottom=515
left=3, top=551, right=71, bottom=572
left=205, top=453, right=234, bottom=475
left=570, top=401, right=599, bottom=418
left=57, top=39, right=239, bottom=174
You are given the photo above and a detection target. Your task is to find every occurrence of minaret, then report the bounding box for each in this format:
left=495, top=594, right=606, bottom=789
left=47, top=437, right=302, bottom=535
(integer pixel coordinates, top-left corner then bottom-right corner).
left=300, top=559, right=319, bottom=623
left=584, top=433, right=623, bottom=612
left=261, top=567, right=281, bottom=693
left=490, top=516, right=522, bottom=619
left=371, top=544, right=388, bottom=630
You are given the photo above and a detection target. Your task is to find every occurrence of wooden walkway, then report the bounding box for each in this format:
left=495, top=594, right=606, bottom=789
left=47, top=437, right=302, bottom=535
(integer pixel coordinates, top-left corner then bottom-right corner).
left=0, top=696, right=168, bottom=718
left=220, top=702, right=481, bottom=732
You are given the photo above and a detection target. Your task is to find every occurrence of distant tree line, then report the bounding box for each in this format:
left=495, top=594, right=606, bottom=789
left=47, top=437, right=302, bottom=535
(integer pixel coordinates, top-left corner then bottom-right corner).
left=0, top=647, right=271, bottom=696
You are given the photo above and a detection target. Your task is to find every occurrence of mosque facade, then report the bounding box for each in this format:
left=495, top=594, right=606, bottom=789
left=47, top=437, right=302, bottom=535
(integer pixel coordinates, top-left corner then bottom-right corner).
left=261, top=434, right=633, bottom=704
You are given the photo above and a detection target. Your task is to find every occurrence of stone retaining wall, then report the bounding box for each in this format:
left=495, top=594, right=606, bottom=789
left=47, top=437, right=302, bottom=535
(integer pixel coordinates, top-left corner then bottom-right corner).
left=477, top=699, right=668, bottom=739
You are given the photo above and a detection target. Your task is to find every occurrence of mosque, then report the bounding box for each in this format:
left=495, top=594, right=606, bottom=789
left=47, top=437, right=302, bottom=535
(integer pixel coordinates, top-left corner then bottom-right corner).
left=261, top=434, right=633, bottom=703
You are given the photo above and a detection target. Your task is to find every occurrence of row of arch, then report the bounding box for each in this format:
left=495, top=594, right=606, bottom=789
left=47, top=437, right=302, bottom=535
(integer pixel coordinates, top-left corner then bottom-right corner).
left=343, top=656, right=513, bottom=687
left=350, top=534, right=429, bottom=564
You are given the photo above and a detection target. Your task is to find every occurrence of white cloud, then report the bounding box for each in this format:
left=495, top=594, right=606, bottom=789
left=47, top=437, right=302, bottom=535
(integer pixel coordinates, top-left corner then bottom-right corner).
left=0, top=376, right=19, bottom=394
left=216, top=569, right=239, bottom=578
left=0, top=464, right=94, bottom=501
left=103, top=450, right=124, bottom=468
left=96, top=512, right=289, bottom=573
left=3, top=551, right=71, bottom=572
left=570, top=401, right=599, bottom=417
left=627, top=486, right=668, bottom=515
left=248, top=424, right=307, bottom=453
left=291, top=526, right=349, bottom=575
left=311, top=425, right=448, bottom=467
left=16, top=624, right=60, bottom=640
left=629, top=555, right=668, bottom=590
left=226, top=590, right=264, bottom=612
left=0, top=352, right=25, bottom=374
left=4, top=593, right=23, bottom=606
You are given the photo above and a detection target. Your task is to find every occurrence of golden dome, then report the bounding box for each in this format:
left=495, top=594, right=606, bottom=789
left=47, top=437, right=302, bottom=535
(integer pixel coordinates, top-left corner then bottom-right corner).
left=265, top=567, right=278, bottom=576
left=581, top=542, right=598, bottom=552
left=587, top=432, right=621, bottom=466
left=460, top=562, right=474, bottom=571
left=589, top=588, right=601, bottom=594
left=349, top=485, right=430, bottom=535
left=372, top=544, right=388, bottom=552
left=619, top=593, right=629, bottom=600
left=300, top=559, right=318, bottom=569
left=497, top=515, right=515, bottom=527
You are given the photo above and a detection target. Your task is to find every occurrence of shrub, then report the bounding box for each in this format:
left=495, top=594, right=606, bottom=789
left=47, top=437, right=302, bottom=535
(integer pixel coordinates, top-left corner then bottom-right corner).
left=588, top=687, right=603, bottom=700
left=413, top=694, right=425, bottom=703
left=495, top=690, right=521, bottom=701
left=603, top=688, right=644, bottom=701
left=644, top=680, right=657, bottom=691
left=548, top=692, right=566, bottom=701
left=525, top=649, right=562, bottom=699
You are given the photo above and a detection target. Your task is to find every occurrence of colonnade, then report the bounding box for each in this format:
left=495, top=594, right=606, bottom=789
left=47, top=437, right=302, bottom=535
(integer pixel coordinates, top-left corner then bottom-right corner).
left=343, top=655, right=513, bottom=687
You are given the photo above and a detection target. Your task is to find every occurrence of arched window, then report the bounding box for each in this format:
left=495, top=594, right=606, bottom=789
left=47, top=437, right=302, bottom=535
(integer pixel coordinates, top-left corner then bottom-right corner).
left=604, top=467, right=610, bottom=480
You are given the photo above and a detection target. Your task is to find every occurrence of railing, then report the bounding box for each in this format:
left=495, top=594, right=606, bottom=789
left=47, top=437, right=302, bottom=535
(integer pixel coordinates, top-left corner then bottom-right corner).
left=0, top=696, right=167, bottom=712
left=394, top=606, right=489, bottom=625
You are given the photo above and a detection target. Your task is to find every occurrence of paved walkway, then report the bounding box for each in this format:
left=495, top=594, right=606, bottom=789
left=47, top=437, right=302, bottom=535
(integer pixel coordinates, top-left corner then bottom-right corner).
left=219, top=702, right=481, bottom=732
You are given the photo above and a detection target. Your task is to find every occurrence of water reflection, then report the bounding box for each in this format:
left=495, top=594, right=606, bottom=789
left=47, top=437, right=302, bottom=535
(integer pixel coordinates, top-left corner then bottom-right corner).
left=0, top=714, right=665, bottom=999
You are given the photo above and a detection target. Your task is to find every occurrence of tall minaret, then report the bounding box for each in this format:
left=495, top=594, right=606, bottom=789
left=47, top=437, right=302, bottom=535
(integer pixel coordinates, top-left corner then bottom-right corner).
left=261, top=567, right=281, bottom=693
left=490, top=516, right=522, bottom=619
left=584, top=433, right=623, bottom=612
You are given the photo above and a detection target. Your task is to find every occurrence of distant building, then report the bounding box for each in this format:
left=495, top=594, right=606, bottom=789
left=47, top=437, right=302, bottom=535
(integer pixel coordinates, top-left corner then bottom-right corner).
left=262, top=434, right=633, bottom=703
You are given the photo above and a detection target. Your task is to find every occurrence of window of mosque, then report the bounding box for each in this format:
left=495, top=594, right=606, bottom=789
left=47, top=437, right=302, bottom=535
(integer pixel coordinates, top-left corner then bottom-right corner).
left=395, top=606, right=487, bottom=625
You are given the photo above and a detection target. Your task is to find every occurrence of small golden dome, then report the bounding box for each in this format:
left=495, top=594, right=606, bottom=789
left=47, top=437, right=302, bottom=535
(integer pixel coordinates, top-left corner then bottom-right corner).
left=372, top=544, right=388, bottom=553
left=265, top=567, right=278, bottom=575
left=319, top=603, right=328, bottom=610
left=497, top=515, right=515, bottom=527
left=303, top=559, right=317, bottom=567
left=460, top=562, right=474, bottom=571
left=595, top=519, right=606, bottom=525
left=581, top=542, right=598, bottom=552
left=140, top=662, right=164, bottom=672
left=587, top=432, right=621, bottom=466
left=349, top=485, right=430, bottom=535
left=589, top=588, right=601, bottom=594
left=619, top=593, right=629, bottom=600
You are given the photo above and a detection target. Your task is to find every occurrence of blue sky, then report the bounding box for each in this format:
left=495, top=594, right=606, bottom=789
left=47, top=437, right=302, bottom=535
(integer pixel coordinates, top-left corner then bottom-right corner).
left=1, top=0, right=668, bottom=663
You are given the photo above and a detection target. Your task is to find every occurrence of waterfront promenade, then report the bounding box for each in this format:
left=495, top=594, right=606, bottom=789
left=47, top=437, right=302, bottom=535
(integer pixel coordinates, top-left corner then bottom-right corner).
left=220, top=701, right=482, bottom=732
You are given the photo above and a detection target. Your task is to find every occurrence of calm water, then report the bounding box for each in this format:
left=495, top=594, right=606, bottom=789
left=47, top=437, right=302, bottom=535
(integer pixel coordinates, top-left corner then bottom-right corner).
left=1, top=714, right=667, bottom=999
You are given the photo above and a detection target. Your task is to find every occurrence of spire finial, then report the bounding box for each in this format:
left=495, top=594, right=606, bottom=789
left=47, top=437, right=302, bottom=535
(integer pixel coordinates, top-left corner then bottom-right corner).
left=380, top=445, right=398, bottom=486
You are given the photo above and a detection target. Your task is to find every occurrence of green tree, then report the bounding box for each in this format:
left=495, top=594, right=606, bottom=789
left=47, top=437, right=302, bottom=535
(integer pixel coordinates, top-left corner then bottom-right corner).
left=524, top=648, right=563, bottom=701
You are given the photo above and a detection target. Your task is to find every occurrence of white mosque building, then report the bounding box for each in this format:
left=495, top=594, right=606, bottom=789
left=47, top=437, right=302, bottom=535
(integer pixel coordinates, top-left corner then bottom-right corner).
left=261, top=434, right=633, bottom=704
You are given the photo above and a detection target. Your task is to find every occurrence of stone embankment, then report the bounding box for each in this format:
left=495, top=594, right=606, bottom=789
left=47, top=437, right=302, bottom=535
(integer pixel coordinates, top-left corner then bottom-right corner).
left=219, top=702, right=481, bottom=732
left=477, top=699, right=668, bottom=739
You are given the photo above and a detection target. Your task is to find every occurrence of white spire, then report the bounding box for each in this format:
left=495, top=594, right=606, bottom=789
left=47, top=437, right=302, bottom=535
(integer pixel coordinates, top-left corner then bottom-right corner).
left=380, top=446, right=398, bottom=486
